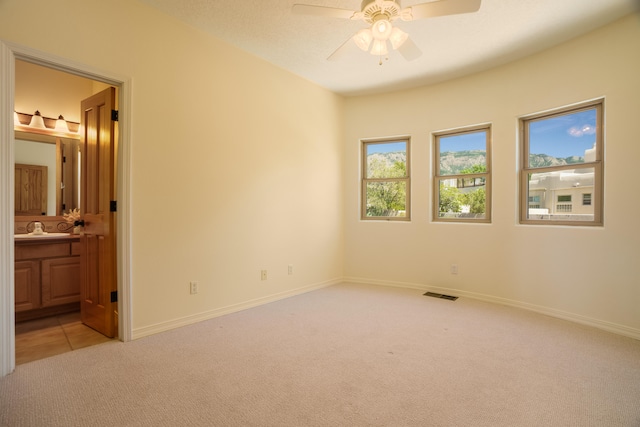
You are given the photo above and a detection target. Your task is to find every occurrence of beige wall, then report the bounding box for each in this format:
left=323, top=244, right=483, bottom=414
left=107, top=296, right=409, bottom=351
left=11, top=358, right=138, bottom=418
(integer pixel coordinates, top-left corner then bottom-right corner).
left=343, top=14, right=640, bottom=334
left=1, top=0, right=345, bottom=335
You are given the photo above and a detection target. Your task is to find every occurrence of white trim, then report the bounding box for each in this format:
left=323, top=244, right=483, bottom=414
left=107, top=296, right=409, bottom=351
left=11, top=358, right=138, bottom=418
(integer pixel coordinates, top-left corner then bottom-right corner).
left=132, top=278, right=341, bottom=340
left=117, top=78, right=133, bottom=343
left=344, top=276, right=640, bottom=341
left=0, top=40, right=133, bottom=376
left=0, top=41, right=16, bottom=377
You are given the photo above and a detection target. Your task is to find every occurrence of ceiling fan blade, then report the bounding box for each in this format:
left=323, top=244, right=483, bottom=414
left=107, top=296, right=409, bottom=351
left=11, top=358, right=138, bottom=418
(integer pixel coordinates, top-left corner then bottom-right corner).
left=396, top=37, right=422, bottom=61
left=327, top=36, right=360, bottom=61
left=292, top=4, right=357, bottom=20
left=404, top=0, right=481, bottom=21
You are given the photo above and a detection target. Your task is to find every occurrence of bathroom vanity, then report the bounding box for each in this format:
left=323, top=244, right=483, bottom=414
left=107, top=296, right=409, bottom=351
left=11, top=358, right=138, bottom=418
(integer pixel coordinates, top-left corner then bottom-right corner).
left=14, top=233, right=80, bottom=322
left=14, top=123, right=83, bottom=322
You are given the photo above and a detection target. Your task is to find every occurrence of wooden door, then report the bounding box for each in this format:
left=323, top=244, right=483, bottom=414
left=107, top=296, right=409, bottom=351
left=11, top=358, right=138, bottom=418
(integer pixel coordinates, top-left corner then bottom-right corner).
left=79, top=87, right=118, bottom=338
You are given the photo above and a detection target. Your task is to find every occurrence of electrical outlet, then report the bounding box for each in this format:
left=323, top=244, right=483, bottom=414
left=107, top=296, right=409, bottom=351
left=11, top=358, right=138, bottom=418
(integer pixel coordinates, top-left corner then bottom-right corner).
left=450, top=264, right=458, bottom=275
left=261, top=270, right=267, bottom=281
left=288, top=264, right=294, bottom=275
left=190, top=281, right=198, bottom=294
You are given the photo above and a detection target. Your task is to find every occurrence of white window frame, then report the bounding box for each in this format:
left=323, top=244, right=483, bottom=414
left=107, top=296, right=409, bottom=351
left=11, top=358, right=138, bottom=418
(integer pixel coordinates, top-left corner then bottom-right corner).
left=361, top=137, right=411, bottom=221
left=519, top=99, right=604, bottom=226
left=433, top=124, right=491, bottom=223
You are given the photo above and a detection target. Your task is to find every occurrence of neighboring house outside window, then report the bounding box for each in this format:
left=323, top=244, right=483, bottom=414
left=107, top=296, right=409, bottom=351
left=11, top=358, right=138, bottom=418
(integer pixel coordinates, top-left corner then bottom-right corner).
left=433, top=125, right=491, bottom=222
left=361, top=138, right=410, bottom=221
left=520, top=99, right=604, bottom=226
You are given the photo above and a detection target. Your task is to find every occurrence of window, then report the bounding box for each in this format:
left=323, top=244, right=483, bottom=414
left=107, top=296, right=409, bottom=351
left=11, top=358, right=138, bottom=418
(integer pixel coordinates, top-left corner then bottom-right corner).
left=528, top=195, right=541, bottom=209
left=434, top=125, right=491, bottom=222
left=361, top=138, right=410, bottom=220
left=556, top=195, right=572, bottom=212
left=520, top=100, right=603, bottom=225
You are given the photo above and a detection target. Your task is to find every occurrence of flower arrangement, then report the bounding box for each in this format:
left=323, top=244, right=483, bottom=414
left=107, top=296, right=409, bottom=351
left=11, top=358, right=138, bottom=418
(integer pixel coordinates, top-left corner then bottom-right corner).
left=63, top=208, right=81, bottom=225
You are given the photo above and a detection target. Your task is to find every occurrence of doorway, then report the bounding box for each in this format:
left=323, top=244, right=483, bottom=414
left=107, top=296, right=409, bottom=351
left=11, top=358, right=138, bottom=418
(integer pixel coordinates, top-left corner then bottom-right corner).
left=0, top=40, right=132, bottom=376
left=14, top=62, right=116, bottom=362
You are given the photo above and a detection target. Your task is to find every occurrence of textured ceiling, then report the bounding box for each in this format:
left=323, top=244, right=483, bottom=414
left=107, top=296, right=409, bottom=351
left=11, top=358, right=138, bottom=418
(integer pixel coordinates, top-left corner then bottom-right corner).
left=138, top=0, right=639, bottom=96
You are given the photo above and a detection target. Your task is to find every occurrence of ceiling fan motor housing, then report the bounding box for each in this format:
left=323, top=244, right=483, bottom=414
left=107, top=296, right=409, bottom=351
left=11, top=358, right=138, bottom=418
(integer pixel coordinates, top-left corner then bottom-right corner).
left=360, top=0, right=402, bottom=23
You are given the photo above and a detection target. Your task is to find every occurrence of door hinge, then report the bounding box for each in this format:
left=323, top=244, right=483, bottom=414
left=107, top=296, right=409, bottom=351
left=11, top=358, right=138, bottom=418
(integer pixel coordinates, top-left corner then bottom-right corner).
left=111, top=110, right=119, bottom=121
left=110, top=200, right=117, bottom=212
left=111, top=291, right=118, bottom=303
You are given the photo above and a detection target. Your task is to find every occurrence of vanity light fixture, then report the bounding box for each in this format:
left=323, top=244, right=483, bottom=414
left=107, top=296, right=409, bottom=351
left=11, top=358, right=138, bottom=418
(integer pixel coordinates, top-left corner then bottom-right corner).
left=54, top=115, right=70, bottom=132
left=28, top=110, right=46, bottom=129
left=14, top=110, right=80, bottom=134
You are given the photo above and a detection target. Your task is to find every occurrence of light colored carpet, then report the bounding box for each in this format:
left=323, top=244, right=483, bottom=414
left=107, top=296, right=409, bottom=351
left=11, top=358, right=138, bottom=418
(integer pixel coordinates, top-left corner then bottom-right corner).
left=1, top=282, right=639, bottom=426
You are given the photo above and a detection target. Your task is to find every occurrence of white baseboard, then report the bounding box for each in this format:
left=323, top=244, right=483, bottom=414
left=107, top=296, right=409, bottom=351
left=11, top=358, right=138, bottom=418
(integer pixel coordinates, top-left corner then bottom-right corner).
left=343, top=276, right=640, bottom=341
left=132, top=278, right=341, bottom=340
left=132, top=276, right=640, bottom=342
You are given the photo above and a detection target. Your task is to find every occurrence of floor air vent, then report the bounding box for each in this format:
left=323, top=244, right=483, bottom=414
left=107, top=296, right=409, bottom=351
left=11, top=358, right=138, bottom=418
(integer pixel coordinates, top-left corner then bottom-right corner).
left=424, top=292, right=458, bottom=301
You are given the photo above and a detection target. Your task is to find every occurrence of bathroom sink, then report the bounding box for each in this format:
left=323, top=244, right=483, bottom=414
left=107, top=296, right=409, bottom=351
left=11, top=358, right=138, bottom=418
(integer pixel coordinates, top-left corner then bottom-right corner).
left=14, top=232, right=71, bottom=239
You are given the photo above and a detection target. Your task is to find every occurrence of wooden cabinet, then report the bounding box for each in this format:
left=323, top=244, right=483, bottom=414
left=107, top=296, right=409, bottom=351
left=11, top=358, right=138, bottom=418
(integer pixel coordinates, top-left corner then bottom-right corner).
left=15, top=237, right=80, bottom=321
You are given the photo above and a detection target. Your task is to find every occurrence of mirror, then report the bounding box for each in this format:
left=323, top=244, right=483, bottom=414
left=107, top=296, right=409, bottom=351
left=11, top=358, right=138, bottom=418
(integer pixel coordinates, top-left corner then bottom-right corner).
left=14, top=129, right=81, bottom=217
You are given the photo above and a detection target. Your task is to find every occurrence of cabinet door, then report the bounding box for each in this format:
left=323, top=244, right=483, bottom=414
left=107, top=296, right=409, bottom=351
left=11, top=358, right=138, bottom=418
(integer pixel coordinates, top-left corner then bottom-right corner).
left=15, top=260, right=41, bottom=312
left=41, top=256, right=80, bottom=307
left=15, top=164, right=48, bottom=216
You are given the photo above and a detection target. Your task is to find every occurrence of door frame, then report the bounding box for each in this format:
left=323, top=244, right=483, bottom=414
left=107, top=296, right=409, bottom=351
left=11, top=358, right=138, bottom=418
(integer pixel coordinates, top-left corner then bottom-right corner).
left=0, top=40, right=133, bottom=376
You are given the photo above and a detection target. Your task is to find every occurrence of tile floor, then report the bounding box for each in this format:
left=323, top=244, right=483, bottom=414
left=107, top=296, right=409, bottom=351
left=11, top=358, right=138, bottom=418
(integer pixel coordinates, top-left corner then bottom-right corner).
left=15, top=312, right=114, bottom=365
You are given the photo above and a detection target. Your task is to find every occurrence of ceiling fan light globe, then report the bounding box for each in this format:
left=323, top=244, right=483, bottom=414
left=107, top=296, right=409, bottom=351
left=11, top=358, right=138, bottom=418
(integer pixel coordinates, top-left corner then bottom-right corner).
left=370, top=39, right=389, bottom=56
left=353, top=28, right=373, bottom=51
left=389, top=27, right=408, bottom=49
left=371, top=19, right=392, bottom=40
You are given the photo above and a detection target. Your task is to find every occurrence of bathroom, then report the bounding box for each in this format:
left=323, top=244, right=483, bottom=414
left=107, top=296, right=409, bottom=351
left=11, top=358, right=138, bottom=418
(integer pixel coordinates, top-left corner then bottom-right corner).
left=13, top=59, right=116, bottom=364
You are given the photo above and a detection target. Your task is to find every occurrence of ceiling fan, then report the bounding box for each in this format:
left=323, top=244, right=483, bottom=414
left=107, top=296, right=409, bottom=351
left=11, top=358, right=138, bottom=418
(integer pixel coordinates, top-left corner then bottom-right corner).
left=293, top=0, right=481, bottom=63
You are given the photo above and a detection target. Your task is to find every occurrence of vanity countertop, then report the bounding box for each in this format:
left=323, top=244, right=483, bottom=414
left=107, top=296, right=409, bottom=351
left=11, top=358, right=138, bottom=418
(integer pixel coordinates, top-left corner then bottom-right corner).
left=14, top=233, right=80, bottom=242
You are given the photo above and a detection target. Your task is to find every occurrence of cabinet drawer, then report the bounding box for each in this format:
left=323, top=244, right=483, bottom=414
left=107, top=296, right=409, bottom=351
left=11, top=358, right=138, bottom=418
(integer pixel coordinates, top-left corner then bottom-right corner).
left=71, top=241, right=81, bottom=256
left=15, top=242, right=71, bottom=260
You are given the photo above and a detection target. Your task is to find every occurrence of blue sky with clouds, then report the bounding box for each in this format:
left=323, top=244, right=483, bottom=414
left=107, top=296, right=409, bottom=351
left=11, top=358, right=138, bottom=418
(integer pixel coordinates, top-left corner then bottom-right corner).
left=529, top=108, right=597, bottom=158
